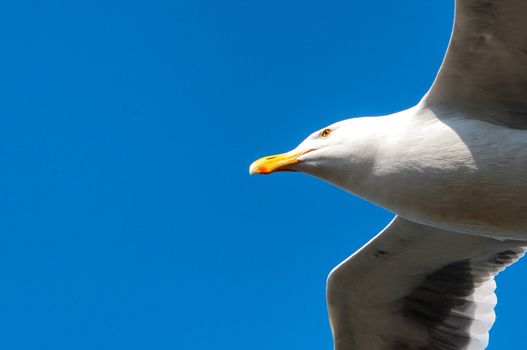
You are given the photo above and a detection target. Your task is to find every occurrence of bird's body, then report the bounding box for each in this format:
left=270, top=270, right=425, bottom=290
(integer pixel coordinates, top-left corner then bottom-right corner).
left=250, top=0, right=527, bottom=348
left=334, top=107, right=527, bottom=238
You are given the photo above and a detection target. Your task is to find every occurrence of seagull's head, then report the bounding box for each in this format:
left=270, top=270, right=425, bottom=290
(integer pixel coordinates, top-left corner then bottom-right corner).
left=250, top=117, right=378, bottom=188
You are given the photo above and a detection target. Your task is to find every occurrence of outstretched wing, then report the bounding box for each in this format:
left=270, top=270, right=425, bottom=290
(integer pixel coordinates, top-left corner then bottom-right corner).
left=421, top=0, right=527, bottom=128
left=327, top=217, right=526, bottom=350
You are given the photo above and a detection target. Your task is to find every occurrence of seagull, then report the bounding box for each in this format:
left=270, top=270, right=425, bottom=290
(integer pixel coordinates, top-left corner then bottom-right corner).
left=250, top=1, right=527, bottom=349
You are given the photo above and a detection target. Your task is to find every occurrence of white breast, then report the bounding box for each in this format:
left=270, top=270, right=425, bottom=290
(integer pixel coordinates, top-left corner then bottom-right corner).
left=350, top=108, right=527, bottom=238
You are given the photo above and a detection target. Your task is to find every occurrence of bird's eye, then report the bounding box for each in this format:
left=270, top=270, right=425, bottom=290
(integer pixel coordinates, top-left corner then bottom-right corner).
left=320, top=128, right=332, bottom=138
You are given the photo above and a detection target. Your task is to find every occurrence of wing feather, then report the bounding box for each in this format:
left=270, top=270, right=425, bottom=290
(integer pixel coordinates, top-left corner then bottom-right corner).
left=327, top=217, right=526, bottom=350
left=421, top=0, right=527, bottom=128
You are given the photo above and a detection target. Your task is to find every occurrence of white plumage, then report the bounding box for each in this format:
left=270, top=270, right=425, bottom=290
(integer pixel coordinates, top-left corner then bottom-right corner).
left=250, top=1, right=527, bottom=349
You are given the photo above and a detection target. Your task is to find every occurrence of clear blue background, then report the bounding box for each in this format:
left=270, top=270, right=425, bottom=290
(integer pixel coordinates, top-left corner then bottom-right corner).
left=1, top=1, right=525, bottom=349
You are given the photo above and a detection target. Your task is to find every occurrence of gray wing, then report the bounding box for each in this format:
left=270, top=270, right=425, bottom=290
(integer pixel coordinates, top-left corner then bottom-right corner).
left=421, top=0, right=527, bottom=128
left=327, top=217, right=526, bottom=350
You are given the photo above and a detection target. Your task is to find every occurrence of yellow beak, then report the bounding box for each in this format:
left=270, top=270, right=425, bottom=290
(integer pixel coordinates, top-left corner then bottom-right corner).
left=249, top=150, right=310, bottom=175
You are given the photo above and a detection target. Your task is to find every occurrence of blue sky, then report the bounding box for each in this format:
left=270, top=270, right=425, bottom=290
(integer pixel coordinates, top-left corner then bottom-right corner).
left=1, top=1, right=526, bottom=349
